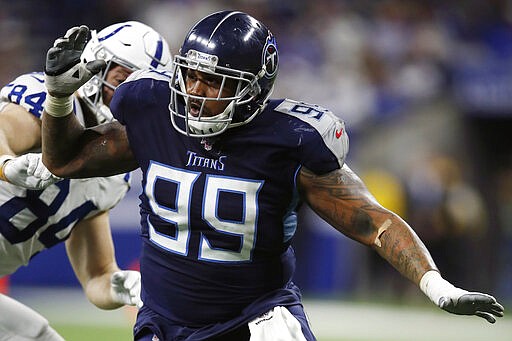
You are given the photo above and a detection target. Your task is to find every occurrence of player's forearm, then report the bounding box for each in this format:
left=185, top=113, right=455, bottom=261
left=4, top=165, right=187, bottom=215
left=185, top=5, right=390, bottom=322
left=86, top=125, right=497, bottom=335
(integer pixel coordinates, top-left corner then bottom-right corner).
left=41, top=111, right=87, bottom=177
left=66, top=245, right=123, bottom=309
left=84, top=271, right=124, bottom=310
left=42, top=113, right=137, bottom=178
left=371, top=212, right=438, bottom=285
left=68, top=257, right=123, bottom=310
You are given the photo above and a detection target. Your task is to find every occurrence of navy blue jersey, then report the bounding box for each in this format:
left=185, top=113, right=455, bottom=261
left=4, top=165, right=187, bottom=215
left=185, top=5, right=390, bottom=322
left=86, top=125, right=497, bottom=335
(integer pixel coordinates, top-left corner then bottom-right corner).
left=111, top=70, right=348, bottom=328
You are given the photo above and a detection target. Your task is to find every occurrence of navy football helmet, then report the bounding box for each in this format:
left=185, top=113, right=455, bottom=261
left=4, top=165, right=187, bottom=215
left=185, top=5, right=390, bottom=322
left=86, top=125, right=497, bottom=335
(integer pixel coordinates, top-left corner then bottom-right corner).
left=169, top=11, right=279, bottom=137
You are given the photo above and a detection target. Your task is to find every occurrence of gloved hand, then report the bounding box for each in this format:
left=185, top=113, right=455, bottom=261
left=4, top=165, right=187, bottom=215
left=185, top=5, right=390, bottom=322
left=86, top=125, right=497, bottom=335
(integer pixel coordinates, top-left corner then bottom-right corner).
left=420, top=270, right=504, bottom=323
left=45, top=25, right=106, bottom=98
left=0, top=153, right=62, bottom=190
left=439, top=290, right=505, bottom=324
left=110, top=270, right=143, bottom=308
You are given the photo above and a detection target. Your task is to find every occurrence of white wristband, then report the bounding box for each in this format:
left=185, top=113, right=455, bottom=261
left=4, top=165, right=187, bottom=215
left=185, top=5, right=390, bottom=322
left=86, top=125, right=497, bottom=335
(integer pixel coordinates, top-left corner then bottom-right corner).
left=44, top=94, right=73, bottom=117
left=419, top=270, right=465, bottom=306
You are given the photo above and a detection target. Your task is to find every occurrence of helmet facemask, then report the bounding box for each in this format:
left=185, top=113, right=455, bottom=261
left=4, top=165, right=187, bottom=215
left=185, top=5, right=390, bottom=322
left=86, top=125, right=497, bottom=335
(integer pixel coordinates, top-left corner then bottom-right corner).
left=79, top=58, right=139, bottom=124
left=169, top=11, right=279, bottom=137
left=78, top=21, right=173, bottom=125
left=170, top=49, right=262, bottom=137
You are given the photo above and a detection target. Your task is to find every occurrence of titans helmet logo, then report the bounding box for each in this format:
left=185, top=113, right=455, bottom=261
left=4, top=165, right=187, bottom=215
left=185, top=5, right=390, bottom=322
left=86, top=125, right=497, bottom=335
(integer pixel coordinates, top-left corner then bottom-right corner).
left=262, top=34, right=278, bottom=79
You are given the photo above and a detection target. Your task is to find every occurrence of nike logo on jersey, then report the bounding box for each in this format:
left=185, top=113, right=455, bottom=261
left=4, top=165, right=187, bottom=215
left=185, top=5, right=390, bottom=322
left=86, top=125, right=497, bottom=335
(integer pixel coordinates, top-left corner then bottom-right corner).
left=335, top=128, right=343, bottom=139
left=186, top=151, right=226, bottom=171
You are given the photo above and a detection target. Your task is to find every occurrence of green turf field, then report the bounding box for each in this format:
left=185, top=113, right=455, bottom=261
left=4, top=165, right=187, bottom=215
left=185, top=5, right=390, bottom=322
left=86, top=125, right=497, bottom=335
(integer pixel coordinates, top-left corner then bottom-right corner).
left=10, top=288, right=512, bottom=341
left=54, top=324, right=133, bottom=341
left=53, top=324, right=347, bottom=341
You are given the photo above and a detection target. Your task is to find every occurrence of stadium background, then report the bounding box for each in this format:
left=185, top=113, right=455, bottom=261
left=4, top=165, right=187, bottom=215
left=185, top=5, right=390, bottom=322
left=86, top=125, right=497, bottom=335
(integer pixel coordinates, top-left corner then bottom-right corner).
left=1, top=0, right=512, bottom=339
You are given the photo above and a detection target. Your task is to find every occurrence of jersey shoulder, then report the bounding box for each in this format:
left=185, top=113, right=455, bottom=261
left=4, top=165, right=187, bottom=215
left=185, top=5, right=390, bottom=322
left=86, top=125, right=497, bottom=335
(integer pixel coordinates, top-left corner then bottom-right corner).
left=265, top=98, right=349, bottom=172
left=111, top=69, right=172, bottom=124
left=0, top=72, right=47, bottom=118
left=125, top=69, right=173, bottom=83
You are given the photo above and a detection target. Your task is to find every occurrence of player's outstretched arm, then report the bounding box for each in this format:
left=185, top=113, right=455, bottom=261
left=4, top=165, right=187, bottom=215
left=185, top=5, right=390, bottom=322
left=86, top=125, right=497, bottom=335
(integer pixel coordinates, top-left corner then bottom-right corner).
left=0, top=103, right=42, bottom=156
left=298, top=164, right=504, bottom=323
left=42, top=25, right=137, bottom=178
left=66, top=211, right=142, bottom=309
left=0, top=103, right=60, bottom=189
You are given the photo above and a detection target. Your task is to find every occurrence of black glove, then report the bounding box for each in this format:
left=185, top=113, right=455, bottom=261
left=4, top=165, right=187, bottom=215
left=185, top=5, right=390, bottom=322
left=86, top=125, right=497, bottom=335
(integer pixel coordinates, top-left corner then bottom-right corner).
left=45, top=25, right=106, bottom=97
left=440, top=292, right=505, bottom=324
left=421, top=270, right=505, bottom=324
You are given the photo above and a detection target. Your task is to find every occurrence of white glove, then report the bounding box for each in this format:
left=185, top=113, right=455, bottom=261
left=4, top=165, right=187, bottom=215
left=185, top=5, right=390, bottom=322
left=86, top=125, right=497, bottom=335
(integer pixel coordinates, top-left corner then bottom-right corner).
left=45, top=25, right=106, bottom=98
left=420, top=270, right=504, bottom=323
left=0, top=153, right=62, bottom=190
left=110, top=270, right=143, bottom=308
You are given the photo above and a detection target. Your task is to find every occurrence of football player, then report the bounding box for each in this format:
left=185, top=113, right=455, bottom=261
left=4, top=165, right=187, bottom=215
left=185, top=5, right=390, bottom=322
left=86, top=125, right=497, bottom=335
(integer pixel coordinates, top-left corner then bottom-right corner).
left=41, top=11, right=504, bottom=341
left=0, top=21, right=171, bottom=340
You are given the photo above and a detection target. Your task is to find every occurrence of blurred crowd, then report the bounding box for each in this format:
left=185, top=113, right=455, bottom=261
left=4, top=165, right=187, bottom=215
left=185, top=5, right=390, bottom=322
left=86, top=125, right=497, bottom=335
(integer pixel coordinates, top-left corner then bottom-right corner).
left=1, top=0, right=511, bottom=302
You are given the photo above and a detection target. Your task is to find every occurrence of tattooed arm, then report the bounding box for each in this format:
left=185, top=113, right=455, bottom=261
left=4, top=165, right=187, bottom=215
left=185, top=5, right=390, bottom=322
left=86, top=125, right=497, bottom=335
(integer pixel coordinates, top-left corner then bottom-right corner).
left=42, top=113, right=138, bottom=178
left=297, top=163, right=437, bottom=285
left=298, top=164, right=504, bottom=323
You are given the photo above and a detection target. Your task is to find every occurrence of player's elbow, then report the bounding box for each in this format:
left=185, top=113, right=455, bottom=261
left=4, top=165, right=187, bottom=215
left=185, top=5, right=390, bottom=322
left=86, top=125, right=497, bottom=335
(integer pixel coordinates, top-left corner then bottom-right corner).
left=42, top=156, right=78, bottom=178
left=42, top=157, right=62, bottom=176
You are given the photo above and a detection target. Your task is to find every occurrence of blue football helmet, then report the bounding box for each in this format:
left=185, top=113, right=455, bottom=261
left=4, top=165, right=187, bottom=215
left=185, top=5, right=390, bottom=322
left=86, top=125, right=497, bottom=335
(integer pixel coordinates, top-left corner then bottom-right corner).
left=169, top=11, right=279, bottom=137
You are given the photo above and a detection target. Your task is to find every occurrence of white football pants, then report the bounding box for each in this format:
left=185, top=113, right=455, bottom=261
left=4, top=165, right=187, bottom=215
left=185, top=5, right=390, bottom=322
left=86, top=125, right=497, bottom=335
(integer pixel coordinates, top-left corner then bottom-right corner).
left=248, top=306, right=308, bottom=341
left=0, top=293, right=65, bottom=341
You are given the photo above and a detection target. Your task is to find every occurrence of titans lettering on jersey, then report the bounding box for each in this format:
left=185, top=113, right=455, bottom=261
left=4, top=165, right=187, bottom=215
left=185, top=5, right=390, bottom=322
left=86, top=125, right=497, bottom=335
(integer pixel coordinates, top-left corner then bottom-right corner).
left=111, top=70, right=349, bottom=328
left=185, top=151, right=226, bottom=170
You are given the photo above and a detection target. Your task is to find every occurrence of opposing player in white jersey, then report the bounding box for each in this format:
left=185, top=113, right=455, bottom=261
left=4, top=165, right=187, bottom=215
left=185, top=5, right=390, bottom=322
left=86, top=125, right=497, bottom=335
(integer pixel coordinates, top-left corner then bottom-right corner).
left=0, top=21, right=172, bottom=340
